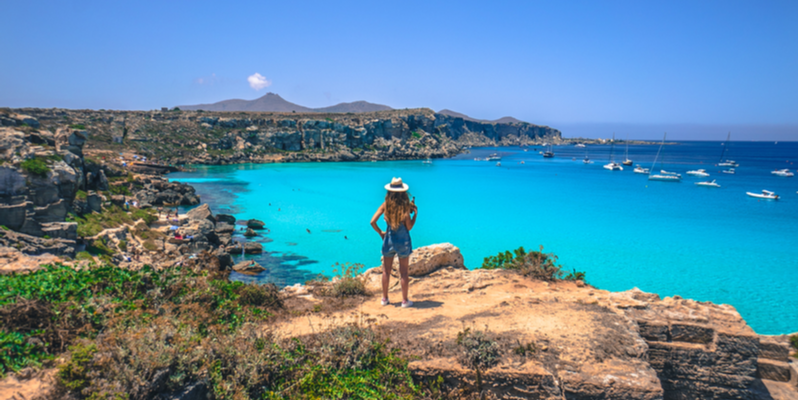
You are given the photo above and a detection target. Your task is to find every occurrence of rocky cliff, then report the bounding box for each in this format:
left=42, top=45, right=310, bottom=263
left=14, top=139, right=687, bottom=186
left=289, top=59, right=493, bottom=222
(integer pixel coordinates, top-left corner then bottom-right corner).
left=0, top=107, right=561, bottom=166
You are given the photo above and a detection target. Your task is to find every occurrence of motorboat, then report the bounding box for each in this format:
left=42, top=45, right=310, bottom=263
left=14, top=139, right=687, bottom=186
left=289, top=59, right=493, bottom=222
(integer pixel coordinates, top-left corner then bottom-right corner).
left=771, top=169, right=795, bottom=177
left=722, top=168, right=735, bottom=174
left=718, top=160, right=739, bottom=167
left=687, top=169, right=710, bottom=177
left=633, top=165, right=649, bottom=174
left=746, top=190, right=779, bottom=200
left=487, top=153, right=501, bottom=161
left=422, top=158, right=433, bottom=164
left=575, top=143, right=586, bottom=148
left=695, top=180, right=720, bottom=188
left=583, top=158, right=593, bottom=164
left=648, top=134, right=681, bottom=182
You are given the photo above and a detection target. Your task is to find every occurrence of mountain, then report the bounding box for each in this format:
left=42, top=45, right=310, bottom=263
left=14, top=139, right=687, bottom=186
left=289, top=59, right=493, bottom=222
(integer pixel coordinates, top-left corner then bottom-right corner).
left=315, top=101, right=392, bottom=113
left=438, top=109, right=526, bottom=124
left=177, top=93, right=391, bottom=113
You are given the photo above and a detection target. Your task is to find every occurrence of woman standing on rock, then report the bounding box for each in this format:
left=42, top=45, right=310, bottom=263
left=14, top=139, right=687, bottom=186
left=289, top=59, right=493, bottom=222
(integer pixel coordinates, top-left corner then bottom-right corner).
left=370, top=177, right=417, bottom=308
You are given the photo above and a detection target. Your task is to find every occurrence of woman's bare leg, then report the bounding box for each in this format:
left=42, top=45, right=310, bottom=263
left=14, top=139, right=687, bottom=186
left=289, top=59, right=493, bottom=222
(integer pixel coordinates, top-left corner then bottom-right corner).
left=381, top=255, right=393, bottom=301
left=399, top=257, right=410, bottom=302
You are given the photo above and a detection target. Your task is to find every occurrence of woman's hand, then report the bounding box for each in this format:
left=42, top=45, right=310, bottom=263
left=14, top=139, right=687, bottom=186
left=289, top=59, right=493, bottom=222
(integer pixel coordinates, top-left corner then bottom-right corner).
left=379, top=231, right=386, bottom=239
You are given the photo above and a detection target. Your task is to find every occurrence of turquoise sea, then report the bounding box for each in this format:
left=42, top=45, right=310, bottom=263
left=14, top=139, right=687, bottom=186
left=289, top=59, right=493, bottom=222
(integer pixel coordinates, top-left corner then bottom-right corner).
left=170, top=141, right=798, bottom=334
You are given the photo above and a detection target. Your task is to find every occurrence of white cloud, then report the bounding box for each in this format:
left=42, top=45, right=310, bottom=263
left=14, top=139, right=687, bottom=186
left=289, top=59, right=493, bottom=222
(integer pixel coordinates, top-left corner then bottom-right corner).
left=247, top=73, right=272, bottom=90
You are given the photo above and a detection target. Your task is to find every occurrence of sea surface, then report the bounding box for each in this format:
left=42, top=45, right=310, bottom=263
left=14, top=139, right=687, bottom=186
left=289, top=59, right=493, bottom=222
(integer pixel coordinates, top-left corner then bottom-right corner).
left=169, top=141, right=798, bottom=334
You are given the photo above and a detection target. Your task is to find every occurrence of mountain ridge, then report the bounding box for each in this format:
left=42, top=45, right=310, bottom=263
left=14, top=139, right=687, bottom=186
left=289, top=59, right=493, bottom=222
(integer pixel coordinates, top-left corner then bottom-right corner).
left=177, top=93, right=391, bottom=113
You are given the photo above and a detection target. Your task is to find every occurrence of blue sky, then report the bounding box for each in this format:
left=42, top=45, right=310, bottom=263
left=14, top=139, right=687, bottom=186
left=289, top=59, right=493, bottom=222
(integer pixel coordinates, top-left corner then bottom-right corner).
left=2, top=0, right=797, bottom=140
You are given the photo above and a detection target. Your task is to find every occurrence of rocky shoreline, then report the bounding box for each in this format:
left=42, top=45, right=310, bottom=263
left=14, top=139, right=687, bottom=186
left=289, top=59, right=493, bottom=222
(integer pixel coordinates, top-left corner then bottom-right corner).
left=0, top=113, right=796, bottom=399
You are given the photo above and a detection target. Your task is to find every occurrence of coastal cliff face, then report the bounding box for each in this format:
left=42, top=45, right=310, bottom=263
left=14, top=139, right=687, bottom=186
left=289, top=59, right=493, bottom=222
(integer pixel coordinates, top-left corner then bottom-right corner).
left=1, top=107, right=561, bottom=165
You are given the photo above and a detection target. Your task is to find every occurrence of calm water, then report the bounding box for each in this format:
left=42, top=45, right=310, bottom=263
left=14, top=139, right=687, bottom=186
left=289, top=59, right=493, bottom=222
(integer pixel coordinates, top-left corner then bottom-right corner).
left=170, top=141, right=798, bottom=334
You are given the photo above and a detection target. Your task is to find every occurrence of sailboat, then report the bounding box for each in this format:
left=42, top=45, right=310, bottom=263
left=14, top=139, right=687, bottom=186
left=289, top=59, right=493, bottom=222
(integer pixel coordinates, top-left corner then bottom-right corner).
left=649, top=133, right=681, bottom=182
left=603, top=133, right=623, bottom=170
left=717, top=133, right=739, bottom=167
left=583, top=148, right=593, bottom=164
left=542, top=143, right=554, bottom=158
left=622, top=134, right=633, bottom=166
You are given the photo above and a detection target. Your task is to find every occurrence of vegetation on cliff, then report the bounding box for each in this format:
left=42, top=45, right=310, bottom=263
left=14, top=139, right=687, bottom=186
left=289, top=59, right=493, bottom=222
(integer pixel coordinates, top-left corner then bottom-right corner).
left=480, top=245, right=586, bottom=282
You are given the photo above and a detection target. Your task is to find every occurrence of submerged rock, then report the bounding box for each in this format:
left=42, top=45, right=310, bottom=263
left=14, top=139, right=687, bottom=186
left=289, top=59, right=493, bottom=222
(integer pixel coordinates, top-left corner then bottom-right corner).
left=246, top=219, right=265, bottom=229
left=232, top=260, right=265, bottom=275
left=243, top=228, right=257, bottom=237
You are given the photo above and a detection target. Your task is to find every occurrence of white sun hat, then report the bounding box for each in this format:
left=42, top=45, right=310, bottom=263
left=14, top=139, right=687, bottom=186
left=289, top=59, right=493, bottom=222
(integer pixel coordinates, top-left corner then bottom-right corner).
left=384, top=177, right=409, bottom=192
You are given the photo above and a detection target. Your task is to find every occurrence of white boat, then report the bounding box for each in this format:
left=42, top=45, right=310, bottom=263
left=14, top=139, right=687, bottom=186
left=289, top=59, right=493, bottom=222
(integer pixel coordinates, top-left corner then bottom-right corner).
left=633, top=165, right=650, bottom=174
left=422, top=158, right=433, bottom=164
left=487, top=153, right=501, bottom=161
left=722, top=168, right=735, bottom=174
left=746, top=190, right=779, bottom=200
left=649, top=133, right=681, bottom=182
left=604, top=133, right=622, bottom=170
left=542, top=144, right=554, bottom=158
left=716, top=133, right=739, bottom=167
left=575, top=143, right=586, bottom=148
left=687, top=169, right=710, bottom=177
left=695, top=180, right=720, bottom=188
left=771, top=169, right=794, bottom=177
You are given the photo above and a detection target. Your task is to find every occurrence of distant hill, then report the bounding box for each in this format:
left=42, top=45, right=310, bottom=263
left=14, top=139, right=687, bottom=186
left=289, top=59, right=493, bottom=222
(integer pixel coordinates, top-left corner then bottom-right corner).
left=438, top=109, right=525, bottom=124
left=177, top=93, right=391, bottom=113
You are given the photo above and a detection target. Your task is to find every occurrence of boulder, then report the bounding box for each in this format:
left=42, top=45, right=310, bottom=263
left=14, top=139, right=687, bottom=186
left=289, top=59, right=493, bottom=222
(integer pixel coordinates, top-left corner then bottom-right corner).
left=0, top=202, right=27, bottom=230
left=87, top=193, right=102, bottom=212
left=244, top=228, right=257, bottom=237
left=215, top=222, right=235, bottom=234
left=244, top=241, right=262, bottom=254
left=232, top=260, right=266, bottom=275
left=0, top=166, right=27, bottom=196
left=246, top=219, right=265, bottom=229
left=187, top=203, right=215, bottom=224
left=381, top=243, right=466, bottom=277
left=97, top=170, right=109, bottom=191
left=216, top=214, right=236, bottom=224
left=180, top=219, right=215, bottom=240
left=40, top=222, right=77, bottom=240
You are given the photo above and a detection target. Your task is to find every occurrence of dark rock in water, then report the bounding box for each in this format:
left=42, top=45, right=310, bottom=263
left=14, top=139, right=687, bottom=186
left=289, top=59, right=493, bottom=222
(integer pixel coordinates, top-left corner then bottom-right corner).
left=244, top=228, right=258, bottom=237
left=246, top=219, right=265, bottom=229
left=244, top=241, right=262, bottom=254
left=232, top=260, right=265, bottom=275
left=216, top=213, right=236, bottom=224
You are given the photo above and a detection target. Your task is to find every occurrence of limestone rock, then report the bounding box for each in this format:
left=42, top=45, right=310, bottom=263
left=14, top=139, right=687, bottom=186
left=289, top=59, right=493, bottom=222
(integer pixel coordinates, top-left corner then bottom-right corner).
left=243, top=242, right=262, bottom=254
left=214, top=222, right=234, bottom=234
left=381, top=242, right=466, bottom=276
left=246, top=219, right=265, bottom=229
left=243, top=228, right=257, bottom=237
left=232, top=260, right=266, bottom=275
left=186, top=203, right=215, bottom=224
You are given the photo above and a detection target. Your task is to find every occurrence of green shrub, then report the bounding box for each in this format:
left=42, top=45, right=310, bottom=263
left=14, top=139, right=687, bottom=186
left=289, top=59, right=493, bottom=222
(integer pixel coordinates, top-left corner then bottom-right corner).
left=75, top=251, right=94, bottom=262
left=481, top=245, right=586, bottom=282
left=0, top=226, right=8, bottom=231
left=57, top=343, right=97, bottom=392
left=791, top=334, right=797, bottom=350
left=20, top=157, right=50, bottom=177
left=109, top=185, right=132, bottom=196
left=117, top=239, right=127, bottom=252
left=329, top=262, right=368, bottom=297
left=0, top=330, right=50, bottom=378
left=236, top=283, right=282, bottom=308
left=456, top=327, right=501, bottom=390
left=69, top=124, right=86, bottom=130
left=411, top=131, right=422, bottom=139
left=74, top=190, right=88, bottom=200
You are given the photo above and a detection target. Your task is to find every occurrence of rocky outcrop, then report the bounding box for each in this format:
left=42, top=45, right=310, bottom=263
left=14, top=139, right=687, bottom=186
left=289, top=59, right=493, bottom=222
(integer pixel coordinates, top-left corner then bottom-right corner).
left=134, top=177, right=200, bottom=207
left=0, top=228, right=76, bottom=257
left=279, top=244, right=797, bottom=400
left=379, top=242, right=466, bottom=276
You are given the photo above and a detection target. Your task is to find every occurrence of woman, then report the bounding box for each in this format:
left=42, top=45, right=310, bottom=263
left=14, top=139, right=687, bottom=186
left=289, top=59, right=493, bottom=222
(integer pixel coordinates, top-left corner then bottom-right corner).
left=370, top=177, right=417, bottom=308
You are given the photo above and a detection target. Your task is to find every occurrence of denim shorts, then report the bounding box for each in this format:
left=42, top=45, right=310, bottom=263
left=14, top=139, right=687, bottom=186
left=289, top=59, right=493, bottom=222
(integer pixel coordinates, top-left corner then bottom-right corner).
left=382, top=224, right=412, bottom=258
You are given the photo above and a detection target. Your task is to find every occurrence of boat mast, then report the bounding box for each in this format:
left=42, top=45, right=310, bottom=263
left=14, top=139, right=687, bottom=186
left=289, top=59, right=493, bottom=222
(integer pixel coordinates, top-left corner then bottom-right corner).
left=719, top=132, right=730, bottom=163
left=609, top=133, right=615, bottom=162
left=649, top=133, right=666, bottom=176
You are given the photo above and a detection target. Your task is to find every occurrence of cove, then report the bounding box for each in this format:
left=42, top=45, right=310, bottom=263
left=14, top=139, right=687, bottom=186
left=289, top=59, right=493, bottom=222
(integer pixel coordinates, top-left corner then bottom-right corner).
left=170, top=142, right=798, bottom=334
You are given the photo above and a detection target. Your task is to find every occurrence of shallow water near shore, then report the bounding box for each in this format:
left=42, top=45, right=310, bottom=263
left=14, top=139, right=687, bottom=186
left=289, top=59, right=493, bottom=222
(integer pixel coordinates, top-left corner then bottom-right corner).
left=170, top=141, right=798, bottom=334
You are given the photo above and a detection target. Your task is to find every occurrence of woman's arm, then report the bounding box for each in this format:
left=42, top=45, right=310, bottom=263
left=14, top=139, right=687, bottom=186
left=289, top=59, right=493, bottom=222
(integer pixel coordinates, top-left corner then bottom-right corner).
left=370, top=203, right=386, bottom=238
left=404, top=200, right=417, bottom=231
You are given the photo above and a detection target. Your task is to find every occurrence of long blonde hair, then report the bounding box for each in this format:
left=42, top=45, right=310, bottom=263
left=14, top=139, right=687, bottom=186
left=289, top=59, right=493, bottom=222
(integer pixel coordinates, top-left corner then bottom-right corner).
left=385, top=191, right=411, bottom=230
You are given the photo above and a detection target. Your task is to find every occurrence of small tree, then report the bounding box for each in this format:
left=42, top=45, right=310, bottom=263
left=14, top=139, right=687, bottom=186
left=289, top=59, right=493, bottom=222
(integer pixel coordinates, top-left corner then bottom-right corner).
left=456, top=327, right=501, bottom=392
